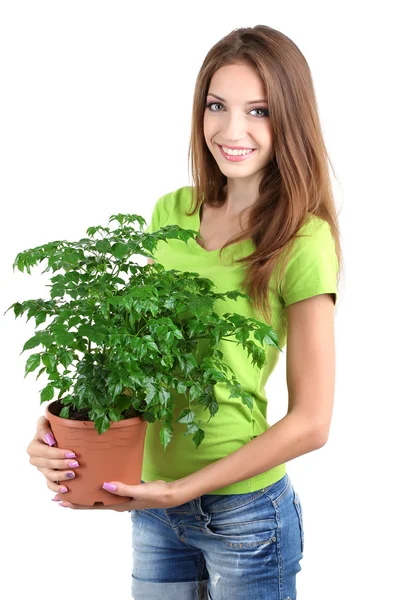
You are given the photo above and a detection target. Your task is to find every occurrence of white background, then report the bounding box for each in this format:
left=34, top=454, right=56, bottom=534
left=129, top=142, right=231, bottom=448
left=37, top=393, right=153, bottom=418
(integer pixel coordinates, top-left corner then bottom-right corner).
left=1, top=1, right=398, bottom=598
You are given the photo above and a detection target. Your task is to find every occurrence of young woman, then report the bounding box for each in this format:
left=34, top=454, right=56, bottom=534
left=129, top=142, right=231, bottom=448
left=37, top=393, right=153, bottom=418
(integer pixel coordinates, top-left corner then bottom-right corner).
left=26, top=24, right=342, bottom=600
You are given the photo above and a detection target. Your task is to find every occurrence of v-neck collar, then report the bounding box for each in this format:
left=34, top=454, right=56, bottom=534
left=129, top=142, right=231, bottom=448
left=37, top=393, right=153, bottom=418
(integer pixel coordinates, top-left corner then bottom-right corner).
left=188, top=200, right=253, bottom=258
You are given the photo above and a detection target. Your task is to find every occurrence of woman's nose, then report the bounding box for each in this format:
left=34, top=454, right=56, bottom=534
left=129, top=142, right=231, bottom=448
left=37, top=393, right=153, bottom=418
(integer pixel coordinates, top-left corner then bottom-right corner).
left=221, top=113, right=248, bottom=140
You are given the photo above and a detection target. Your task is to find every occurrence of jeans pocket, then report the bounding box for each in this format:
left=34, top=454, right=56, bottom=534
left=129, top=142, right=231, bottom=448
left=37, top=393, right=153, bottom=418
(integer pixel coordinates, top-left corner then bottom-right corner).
left=203, top=490, right=278, bottom=549
left=293, top=490, right=304, bottom=553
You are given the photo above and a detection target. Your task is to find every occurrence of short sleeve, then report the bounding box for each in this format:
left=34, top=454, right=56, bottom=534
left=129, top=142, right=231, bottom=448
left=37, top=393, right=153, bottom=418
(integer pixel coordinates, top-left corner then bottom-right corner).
left=279, top=217, right=339, bottom=307
left=143, top=195, right=166, bottom=234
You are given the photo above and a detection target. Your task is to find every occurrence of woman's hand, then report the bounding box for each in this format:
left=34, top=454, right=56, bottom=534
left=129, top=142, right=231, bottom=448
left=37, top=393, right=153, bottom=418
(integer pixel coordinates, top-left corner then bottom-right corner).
left=53, top=479, right=186, bottom=511
left=26, top=416, right=79, bottom=496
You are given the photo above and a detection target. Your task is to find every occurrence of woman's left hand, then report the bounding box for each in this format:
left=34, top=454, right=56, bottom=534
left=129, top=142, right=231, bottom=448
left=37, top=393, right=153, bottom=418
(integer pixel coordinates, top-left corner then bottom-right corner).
left=53, top=479, right=184, bottom=511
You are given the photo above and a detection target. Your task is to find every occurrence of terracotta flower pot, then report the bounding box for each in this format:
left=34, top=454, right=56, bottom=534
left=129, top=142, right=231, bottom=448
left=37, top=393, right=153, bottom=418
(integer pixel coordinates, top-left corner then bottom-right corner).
left=45, top=400, right=148, bottom=506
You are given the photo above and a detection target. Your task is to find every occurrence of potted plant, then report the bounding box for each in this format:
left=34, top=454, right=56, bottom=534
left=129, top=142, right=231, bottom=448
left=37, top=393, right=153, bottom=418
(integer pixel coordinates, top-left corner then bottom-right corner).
left=5, top=212, right=282, bottom=505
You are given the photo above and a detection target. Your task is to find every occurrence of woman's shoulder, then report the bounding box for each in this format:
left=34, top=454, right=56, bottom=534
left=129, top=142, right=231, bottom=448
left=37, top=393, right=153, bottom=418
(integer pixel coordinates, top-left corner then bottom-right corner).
left=155, top=185, right=192, bottom=218
left=298, top=212, right=330, bottom=234
left=160, top=185, right=193, bottom=204
left=293, top=213, right=335, bottom=251
left=286, top=213, right=337, bottom=272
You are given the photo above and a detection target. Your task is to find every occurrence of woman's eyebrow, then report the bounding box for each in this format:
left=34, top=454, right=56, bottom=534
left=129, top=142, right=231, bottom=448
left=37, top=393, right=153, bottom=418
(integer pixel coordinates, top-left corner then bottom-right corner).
left=207, top=92, right=267, bottom=105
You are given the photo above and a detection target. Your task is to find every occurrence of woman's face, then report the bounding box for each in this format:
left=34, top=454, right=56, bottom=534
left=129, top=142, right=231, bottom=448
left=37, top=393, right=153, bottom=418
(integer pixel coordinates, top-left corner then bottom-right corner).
left=203, top=62, right=274, bottom=181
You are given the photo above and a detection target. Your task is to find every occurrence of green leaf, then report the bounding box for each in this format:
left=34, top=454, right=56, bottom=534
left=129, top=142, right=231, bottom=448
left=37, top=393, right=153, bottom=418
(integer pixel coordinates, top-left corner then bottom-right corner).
left=160, top=423, right=173, bottom=451
left=235, top=326, right=250, bottom=346
left=41, top=353, right=56, bottom=371
left=208, top=398, right=219, bottom=417
left=22, top=335, right=42, bottom=352
left=115, top=394, right=132, bottom=413
left=184, top=422, right=199, bottom=436
left=68, top=316, right=82, bottom=327
left=176, top=381, right=187, bottom=394
left=36, top=332, right=54, bottom=347
left=141, top=411, right=156, bottom=423
left=193, top=428, right=205, bottom=449
left=94, top=414, right=110, bottom=435
left=189, top=382, right=203, bottom=402
left=60, top=407, right=70, bottom=418
left=4, top=301, right=23, bottom=317
left=108, top=380, right=123, bottom=399
left=35, top=311, right=47, bottom=327
left=54, top=331, right=76, bottom=346
left=35, top=366, right=47, bottom=381
left=176, top=409, right=195, bottom=424
left=64, top=271, right=80, bottom=284
left=40, top=384, right=54, bottom=403
left=24, top=353, right=41, bottom=377
left=95, top=239, right=111, bottom=253
left=108, top=409, right=121, bottom=422
left=111, top=242, right=129, bottom=259
left=50, top=284, right=65, bottom=299
left=59, top=350, right=74, bottom=369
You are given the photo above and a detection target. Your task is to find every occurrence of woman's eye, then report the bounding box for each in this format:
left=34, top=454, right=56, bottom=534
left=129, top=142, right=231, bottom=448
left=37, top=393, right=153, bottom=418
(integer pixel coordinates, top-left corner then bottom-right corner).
left=205, top=102, right=269, bottom=118
left=252, top=107, right=269, bottom=118
left=206, top=102, right=223, bottom=112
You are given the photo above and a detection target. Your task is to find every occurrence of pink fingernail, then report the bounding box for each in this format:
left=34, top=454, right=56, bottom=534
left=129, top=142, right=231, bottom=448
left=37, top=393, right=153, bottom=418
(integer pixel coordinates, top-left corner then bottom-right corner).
left=103, top=482, right=117, bottom=492
left=44, top=433, right=56, bottom=446
left=65, top=452, right=76, bottom=458
left=60, top=486, right=68, bottom=493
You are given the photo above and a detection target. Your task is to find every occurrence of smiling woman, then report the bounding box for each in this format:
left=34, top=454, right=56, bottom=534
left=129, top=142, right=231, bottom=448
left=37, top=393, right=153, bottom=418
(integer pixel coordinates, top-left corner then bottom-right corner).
left=130, top=23, right=342, bottom=599
left=26, top=23, right=342, bottom=600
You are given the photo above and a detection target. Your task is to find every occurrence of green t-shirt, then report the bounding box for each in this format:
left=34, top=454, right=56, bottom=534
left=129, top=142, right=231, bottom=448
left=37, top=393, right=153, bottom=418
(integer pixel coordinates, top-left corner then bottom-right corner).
left=141, top=185, right=338, bottom=494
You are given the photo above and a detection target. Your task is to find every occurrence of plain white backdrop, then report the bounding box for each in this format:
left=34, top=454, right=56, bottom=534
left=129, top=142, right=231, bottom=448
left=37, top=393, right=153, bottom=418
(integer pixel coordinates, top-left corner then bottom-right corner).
left=1, top=1, right=398, bottom=598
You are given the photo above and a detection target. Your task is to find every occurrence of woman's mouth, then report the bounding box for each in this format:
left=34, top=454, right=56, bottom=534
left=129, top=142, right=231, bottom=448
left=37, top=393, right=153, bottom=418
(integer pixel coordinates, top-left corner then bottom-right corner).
left=217, top=144, right=257, bottom=162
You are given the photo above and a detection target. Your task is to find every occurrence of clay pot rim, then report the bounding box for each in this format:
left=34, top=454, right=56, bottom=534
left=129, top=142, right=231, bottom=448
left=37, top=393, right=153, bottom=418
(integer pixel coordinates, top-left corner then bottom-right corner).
left=45, top=400, right=145, bottom=429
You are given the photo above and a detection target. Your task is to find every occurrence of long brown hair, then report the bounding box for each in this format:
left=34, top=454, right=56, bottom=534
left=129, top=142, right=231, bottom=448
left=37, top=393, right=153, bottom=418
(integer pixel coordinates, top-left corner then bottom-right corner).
left=186, top=24, right=342, bottom=324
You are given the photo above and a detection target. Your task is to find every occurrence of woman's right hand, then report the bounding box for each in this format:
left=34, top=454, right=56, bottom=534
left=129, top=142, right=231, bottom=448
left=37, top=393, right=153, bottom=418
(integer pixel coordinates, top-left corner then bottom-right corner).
left=26, top=415, right=80, bottom=496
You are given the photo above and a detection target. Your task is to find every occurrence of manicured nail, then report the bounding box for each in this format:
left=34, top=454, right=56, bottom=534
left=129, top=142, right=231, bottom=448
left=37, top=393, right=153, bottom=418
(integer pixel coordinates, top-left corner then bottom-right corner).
left=44, top=433, right=56, bottom=446
left=68, top=461, right=79, bottom=468
left=65, top=452, right=76, bottom=458
left=59, top=486, right=68, bottom=493
left=102, top=482, right=117, bottom=492
left=66, top=472, right=75, bottom=479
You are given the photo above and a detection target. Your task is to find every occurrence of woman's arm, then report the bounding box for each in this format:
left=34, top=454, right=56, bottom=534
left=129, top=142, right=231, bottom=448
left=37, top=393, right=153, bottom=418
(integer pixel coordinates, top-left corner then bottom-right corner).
left=169, top=292, right=336, bottom=502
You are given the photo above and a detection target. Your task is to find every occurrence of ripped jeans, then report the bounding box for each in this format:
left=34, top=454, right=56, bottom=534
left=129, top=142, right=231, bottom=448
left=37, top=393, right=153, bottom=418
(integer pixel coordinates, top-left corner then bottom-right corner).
left=130, top=472, right=304, bottom=600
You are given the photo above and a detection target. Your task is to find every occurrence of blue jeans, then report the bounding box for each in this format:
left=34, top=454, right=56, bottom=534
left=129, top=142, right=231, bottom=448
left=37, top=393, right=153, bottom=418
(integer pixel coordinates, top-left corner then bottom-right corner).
left=130, top=472, right=304, bottom=599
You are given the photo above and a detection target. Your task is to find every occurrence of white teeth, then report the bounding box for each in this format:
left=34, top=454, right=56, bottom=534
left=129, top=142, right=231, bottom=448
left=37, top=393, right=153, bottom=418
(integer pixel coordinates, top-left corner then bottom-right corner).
left=221, top=146, right=254, bottom=156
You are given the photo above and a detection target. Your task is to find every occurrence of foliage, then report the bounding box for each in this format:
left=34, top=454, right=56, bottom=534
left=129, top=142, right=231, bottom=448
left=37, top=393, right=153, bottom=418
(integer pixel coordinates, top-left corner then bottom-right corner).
left=5, top=213, right=282, bottom=450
